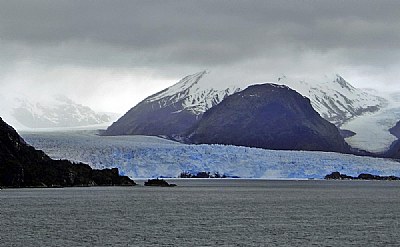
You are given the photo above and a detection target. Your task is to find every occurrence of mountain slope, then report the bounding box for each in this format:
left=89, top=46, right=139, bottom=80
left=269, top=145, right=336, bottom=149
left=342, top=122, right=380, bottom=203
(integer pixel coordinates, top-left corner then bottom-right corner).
left=0, top=95, right=113, bottom=130
left=386, top=120, right=400, bottom=159
left=0, top=117, right=135, bottom=187
left=105, top=71, right=240, bottom=136
left=187, top=84, right=350, bottom=152
left=278, top=75, right=385, bottom=126
left=13, top=95, right=112, bottom=128
left=390, top=120, right=400, bottom=139
left=104, top=71, right=384, bottom=137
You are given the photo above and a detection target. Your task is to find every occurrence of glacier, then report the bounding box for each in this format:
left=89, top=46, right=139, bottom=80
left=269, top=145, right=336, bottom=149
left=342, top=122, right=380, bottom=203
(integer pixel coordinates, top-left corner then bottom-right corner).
left=342, top=92, right=400, bottom=153
left=21, top=130, right=400, bottom=179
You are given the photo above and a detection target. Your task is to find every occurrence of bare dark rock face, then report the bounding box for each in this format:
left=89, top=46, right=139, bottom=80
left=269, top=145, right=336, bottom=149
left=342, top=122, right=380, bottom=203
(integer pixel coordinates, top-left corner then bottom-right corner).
left=385, top=120, right=400, bottom=159
left=389, top=121, right=400, bottom=139
left=187, top=84, right=351, bottom=153
left=104, top=100, right=198, bottom=136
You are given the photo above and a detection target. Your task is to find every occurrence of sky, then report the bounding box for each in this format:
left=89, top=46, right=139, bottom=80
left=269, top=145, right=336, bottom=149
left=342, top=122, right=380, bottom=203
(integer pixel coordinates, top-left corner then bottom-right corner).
left=1, top=0, right=400, bottom=114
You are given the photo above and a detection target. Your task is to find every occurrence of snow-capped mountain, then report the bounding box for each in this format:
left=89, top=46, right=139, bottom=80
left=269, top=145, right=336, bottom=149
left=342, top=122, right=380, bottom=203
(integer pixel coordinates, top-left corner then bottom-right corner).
left=146, top=71, right=242, bottom=115
left=104, top=71, right=243, bottom=136
left=105, top=71, right=385, bottom=137
left=277, top=75, right=386, bottom=126
left=0, top=95, right=115, bottom=130
left=148, top=71, right=385, bottom=127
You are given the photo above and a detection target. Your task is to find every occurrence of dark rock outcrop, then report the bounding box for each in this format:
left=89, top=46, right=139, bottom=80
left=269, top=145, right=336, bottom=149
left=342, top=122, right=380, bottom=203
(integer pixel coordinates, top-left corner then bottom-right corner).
left=325, top=172, right=400, bottom=180
left=0, top=117, right=135, bottom=187
left=386, top=139, right=400, bottom=159
left=339, top=129, right=356, bottom=138
left=324, top=172, right=353, bottom=180
left=187, top=84, right=350, bottom=153
left=389, top=121, right=400, bottom=139
left=144, top=178, right=176, bottom=187
left=384, top=121, right=400, bottom=159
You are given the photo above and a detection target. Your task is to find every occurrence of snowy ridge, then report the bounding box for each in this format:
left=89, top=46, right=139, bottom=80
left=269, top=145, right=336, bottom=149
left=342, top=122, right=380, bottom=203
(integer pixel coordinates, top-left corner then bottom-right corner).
left=147, top=71, right=208, bottom=102
left=0, top=94, right=115, bottom=130
left=143, top=71, right=384, bottom=127
left=146, top=71, right=242, bottom=115
left=22, top=130, right=400, bottom=179
left=278, top=75, right=386, bottom=126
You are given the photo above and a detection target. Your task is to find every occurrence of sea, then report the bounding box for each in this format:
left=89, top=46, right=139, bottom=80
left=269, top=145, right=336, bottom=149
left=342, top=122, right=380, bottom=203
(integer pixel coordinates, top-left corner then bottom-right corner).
left=1, top=179, right=399, bottom=246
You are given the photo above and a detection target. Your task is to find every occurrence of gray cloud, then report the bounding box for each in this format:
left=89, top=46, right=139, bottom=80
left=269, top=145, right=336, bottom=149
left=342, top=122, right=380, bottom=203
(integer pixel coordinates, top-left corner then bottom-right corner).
left=0, top=0, right=399, bottom=112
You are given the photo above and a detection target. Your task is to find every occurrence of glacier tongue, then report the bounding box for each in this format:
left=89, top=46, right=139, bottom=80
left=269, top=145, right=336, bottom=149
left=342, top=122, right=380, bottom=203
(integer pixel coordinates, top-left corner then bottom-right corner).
left=342, top=92, right=400, bottom=153
left=22, top=130, right=400, bottom=179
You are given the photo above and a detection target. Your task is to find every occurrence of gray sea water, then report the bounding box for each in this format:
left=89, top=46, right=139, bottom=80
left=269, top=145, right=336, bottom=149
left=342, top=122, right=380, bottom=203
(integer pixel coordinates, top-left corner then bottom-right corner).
left=1, top=179, right=400, bottom=246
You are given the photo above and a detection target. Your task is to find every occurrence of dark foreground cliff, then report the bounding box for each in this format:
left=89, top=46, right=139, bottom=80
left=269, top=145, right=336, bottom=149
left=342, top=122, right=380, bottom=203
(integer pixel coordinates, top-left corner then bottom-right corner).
left=0, top=117, right=135, bottom=188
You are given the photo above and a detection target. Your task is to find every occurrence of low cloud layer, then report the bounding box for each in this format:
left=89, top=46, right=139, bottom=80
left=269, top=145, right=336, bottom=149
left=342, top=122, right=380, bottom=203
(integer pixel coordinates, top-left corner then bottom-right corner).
left=1, top=0, right=399, bottom=113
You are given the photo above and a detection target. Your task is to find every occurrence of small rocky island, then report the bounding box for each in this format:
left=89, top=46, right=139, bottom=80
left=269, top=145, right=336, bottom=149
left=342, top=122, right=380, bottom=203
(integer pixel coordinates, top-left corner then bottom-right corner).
left=178, top=171, right=239, bottom=178
left=325, top=172, right=400, bottom=180
left=0, top=117, right=136, bottom=188
left=144, top=178, right=176, bottom=187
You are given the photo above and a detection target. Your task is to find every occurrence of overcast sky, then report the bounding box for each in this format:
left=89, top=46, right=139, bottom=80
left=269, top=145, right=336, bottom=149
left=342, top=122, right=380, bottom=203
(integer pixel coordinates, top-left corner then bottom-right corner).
left=1, top=0, right=400, bottom=113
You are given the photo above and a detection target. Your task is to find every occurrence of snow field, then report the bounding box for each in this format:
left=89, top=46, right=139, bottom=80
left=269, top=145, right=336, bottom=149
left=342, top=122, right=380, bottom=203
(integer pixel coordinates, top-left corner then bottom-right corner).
left=342, top=93, right=400, bottom=153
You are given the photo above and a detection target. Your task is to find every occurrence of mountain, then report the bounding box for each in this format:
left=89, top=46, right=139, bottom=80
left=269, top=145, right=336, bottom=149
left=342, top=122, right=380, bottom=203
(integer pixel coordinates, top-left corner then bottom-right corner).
left=0, top=94, right=114, bottom=130
left=186, top=84, right=350, bottom=153
left=104, top=71, right=240, bottom=136
left=104, top=71, right=384, bottom=137
left=277, top=75, right=385, bottom=126
left=0, top=117, right=135, bottom=187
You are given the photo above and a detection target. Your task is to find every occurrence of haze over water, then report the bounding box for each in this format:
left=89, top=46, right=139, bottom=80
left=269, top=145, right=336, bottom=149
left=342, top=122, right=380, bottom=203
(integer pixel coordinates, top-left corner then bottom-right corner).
left=1, top=180, right=399, bottom=246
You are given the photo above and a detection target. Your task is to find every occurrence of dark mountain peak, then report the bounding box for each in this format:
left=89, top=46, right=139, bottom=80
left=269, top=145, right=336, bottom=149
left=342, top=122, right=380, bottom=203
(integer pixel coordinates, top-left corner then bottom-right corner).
left=187, top=83, right=350, bottom=153
left=0, top=116, right=27, bottom=148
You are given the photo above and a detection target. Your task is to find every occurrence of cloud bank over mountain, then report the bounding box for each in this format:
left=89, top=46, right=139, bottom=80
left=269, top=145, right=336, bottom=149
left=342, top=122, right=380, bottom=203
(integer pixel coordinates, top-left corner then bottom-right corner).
left=0, top=0, right=399, bottom=113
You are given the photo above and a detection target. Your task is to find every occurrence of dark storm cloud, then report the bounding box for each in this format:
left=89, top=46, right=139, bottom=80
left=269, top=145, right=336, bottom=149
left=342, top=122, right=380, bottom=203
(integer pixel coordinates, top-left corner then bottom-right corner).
left=0, top=0, right=400, bottom=113
left=1, top=0, right=399, bottom=68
